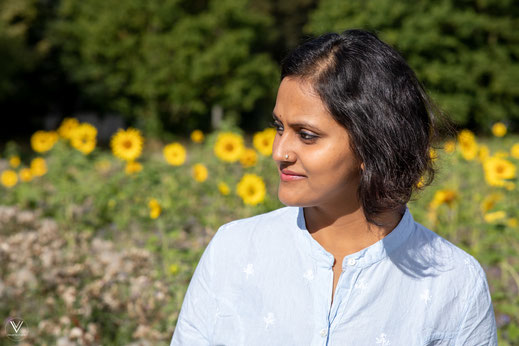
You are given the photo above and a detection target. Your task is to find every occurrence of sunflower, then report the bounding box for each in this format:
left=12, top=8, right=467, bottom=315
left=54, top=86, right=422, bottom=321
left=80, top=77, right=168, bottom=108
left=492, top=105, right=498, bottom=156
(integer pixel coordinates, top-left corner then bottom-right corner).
left=457, top=130, right=478, bottom=161
left=429, top=148, right=438, bottom=163
left=70, top=123, right=97, bottom=155
left=429, top=189, right=458, bottom=209
left=163, top=142, right=186, bottom=166
left=214, top=132, right=245, bottom=162
left=480, top=193, right=503, bottom=213
left=19, top=168, right=33, bottom=182
left=110, top=128, right=144, bottom=161
left=1, top=170, right=18, bottom=188
left=478, top=145, right=490, bottom=163
left=30, top=157, right=47, bottom=177
left=483, top=156, right=516, bottom=187
left=511, top=143, right=519, bottom=159
left=148, top=198, right=161, bottom=219
left=253, top=128, right=276, bottom=156
left=192, top=163, right=208, bottom=182
left=416, top=175, right=426, bottom=188
left=218, top=181, right=231, bottom=195
left=31, top=130, right=59, bottom=153
left=125, top=161, right=143, bottom=175
left=237, top=173, right=266, bottom=206
left=458, top=129, right=475, bottom=142
left=169, top=263, right=180, bottom=275
left=484, top=210, right=506, bottom=223
left=57, top=118, right=80, bottom=139
left=508, top=218, right=518, bottom=228
left=443, top=140, right=455, bottom=154
left=240, top=148, right=258, bottom=168
left=491, top=122, right=506, bottom=137
left=9, top=156, right=21, bottom=168
left=190, top=130, right=204, bottom=143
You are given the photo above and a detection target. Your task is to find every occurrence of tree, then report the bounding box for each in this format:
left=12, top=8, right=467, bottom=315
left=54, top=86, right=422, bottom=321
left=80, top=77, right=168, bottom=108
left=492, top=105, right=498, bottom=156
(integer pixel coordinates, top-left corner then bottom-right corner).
left=51, top=0, right=279, bottom=136
left=306, top=0, right=519, bottom=131
left=0, top=0, right=69, bottom=137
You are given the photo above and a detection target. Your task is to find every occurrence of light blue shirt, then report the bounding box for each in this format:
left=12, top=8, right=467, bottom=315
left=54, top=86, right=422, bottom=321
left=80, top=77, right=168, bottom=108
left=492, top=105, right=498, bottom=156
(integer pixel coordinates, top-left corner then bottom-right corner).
left=170, top=206, right=497, bottom=345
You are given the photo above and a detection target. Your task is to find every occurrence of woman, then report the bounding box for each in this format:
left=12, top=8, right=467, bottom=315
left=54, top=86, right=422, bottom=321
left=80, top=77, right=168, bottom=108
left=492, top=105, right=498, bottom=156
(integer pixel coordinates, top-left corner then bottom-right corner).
left=170, top=29, right=497, bottom=345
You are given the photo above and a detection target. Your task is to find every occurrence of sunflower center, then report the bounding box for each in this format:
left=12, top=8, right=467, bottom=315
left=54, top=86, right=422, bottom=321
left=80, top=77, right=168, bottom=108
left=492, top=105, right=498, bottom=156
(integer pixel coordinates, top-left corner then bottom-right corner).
left=496, top=165, right=504, bottom=174
left=123, top=140, right=133, bottom=149
left=225, top=143, right=234, bottom=151
left=248, top=186, right=255, bottom=195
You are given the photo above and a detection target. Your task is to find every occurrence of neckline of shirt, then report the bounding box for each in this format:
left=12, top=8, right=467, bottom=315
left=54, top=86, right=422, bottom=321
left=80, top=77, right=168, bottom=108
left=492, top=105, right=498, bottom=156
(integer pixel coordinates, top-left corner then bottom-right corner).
left=294, top=205, right=415, bottom=269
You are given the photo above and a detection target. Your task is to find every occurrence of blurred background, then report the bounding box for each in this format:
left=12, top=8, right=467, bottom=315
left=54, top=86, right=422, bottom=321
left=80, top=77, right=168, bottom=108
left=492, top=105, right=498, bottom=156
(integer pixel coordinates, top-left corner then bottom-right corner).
left=0, top=0, right=518, bottom=345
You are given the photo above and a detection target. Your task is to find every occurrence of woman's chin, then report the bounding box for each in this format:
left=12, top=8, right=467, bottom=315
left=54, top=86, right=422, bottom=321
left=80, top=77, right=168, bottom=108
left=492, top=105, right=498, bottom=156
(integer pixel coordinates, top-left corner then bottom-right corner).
left=278, top=190, right=307, bottom=207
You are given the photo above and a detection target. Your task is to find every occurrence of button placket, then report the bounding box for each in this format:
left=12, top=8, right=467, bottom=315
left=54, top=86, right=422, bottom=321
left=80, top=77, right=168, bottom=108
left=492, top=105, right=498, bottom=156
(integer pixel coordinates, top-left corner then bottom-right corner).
left=328, top=267, right=363, bottom=338
left=328, top=259, right=362, bottom=337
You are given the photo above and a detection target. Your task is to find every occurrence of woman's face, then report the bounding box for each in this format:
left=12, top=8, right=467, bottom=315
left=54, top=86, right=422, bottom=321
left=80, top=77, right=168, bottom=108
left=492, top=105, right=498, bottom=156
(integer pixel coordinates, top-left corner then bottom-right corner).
left=272, top=77, right=363, bottom=209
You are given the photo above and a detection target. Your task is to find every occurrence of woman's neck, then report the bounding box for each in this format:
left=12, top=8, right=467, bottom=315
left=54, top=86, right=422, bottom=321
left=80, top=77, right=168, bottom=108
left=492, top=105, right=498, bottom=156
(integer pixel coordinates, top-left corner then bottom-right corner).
left=303, top=205, right=404, bottom=255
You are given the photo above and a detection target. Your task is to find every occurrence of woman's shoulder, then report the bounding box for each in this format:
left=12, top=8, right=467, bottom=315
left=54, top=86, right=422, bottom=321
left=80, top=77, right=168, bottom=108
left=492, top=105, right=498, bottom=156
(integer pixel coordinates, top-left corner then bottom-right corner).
left=216, top=206, right=296, bottom=235
left=408, top=220, right=489, bottom=284
left=209, top=206, right=297, bottom=247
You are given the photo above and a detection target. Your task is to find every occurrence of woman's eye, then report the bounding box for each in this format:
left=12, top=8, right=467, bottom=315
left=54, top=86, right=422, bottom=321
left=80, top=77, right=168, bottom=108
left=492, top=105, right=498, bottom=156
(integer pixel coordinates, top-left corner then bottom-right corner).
left=269, top=120, right=283, bottom=131
left=300, top=132, right=317, bottom=140
left=269, top=120, right=317, bottom=142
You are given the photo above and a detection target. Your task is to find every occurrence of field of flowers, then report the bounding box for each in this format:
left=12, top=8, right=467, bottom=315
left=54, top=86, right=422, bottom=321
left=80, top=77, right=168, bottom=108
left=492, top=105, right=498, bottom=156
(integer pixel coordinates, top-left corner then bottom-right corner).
left=0, top=118, right=518, bottom=345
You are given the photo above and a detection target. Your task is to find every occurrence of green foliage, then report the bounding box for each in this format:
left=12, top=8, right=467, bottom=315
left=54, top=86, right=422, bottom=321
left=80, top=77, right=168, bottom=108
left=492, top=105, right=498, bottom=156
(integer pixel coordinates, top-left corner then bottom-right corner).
left=306, top=0, right=519, bottom=130
left=0, top=0, right=46, bottom=101
left=50, top=0, right=279, bottom=136
left=1, top=0, right=518, bottom=135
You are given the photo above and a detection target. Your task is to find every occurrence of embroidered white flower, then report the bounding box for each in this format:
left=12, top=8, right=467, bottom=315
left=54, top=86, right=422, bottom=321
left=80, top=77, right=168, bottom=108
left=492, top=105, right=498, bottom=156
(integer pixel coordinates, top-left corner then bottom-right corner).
left=354, top=278, right=368, bottom=293
left=243, top=263, right=254, bottom=278
left=376, top=333, right=390, bottom=345
left=420, top=288, right=432, bottom=305
left=303, top=269, right=314, bottom=281
left=264, top=312, right=276, bottom=329
left=464, top=258, right=476, bottom=269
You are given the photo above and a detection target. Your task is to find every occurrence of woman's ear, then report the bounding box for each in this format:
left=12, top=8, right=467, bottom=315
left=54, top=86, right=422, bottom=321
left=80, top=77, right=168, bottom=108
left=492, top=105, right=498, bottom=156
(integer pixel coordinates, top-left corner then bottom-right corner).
left=360, top=162, right=365, bottom=171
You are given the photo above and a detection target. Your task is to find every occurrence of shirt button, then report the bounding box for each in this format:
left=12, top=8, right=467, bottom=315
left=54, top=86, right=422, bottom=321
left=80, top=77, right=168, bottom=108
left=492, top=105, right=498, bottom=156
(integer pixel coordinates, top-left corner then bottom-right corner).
left=347, top=258, right=357, bottom=266
left=320, top=328, right=328, bottom=337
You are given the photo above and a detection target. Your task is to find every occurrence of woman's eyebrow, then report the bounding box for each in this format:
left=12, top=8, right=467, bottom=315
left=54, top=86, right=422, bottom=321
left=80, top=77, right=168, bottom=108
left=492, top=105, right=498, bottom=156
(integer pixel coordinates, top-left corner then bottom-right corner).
left=272, top=112, right=321, bottom=132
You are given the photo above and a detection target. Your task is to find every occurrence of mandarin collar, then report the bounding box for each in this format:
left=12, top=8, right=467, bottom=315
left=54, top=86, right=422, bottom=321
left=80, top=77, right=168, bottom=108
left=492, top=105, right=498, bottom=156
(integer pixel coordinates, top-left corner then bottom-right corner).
left=296, top=206, right=415, bottom=269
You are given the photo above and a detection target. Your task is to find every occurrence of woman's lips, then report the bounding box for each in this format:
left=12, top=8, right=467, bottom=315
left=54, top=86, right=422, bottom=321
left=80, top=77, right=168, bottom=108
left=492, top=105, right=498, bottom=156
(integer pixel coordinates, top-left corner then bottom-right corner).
left=280, top=171, right=306, bottom=182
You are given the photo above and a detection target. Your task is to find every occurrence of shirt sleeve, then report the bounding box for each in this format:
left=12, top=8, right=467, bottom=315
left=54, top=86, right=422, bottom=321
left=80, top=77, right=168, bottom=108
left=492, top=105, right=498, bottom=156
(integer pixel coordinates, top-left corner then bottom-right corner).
left=454, top=259, right=498, bottom=346
left=170, top=225, right=224, bottom=346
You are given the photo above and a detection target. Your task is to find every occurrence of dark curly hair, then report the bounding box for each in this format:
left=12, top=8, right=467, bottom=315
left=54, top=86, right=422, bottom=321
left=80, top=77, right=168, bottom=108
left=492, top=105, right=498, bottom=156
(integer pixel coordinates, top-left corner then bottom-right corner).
left=280, top=29, right=441, bottom=226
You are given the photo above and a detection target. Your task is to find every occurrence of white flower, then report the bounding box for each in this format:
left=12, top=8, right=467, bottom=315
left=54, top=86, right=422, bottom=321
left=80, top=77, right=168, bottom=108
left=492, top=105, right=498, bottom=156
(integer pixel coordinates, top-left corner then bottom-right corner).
left=376, top=333, right=390, bottom=345
left=264, top=312, right=276, bottom=329
left=354, top=278, right=368, bottom=293
left=464, top=258, right=475, bottom=269
left=303, top=269, right=314, bottom=281
left=420, top=288, right=432, bottom=305
left=243, top=263, right=254, bottom=279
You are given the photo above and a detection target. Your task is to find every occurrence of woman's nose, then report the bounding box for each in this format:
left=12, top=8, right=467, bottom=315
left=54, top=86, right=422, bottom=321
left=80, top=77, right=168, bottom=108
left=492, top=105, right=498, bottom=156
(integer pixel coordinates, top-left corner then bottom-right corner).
left=272, top=132, right=292, bottom=162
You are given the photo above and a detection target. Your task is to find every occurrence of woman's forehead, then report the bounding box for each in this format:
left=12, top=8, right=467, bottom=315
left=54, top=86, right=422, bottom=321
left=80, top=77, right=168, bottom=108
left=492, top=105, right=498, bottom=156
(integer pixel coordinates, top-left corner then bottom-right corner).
left=273, top=78, right=337, bottom=129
